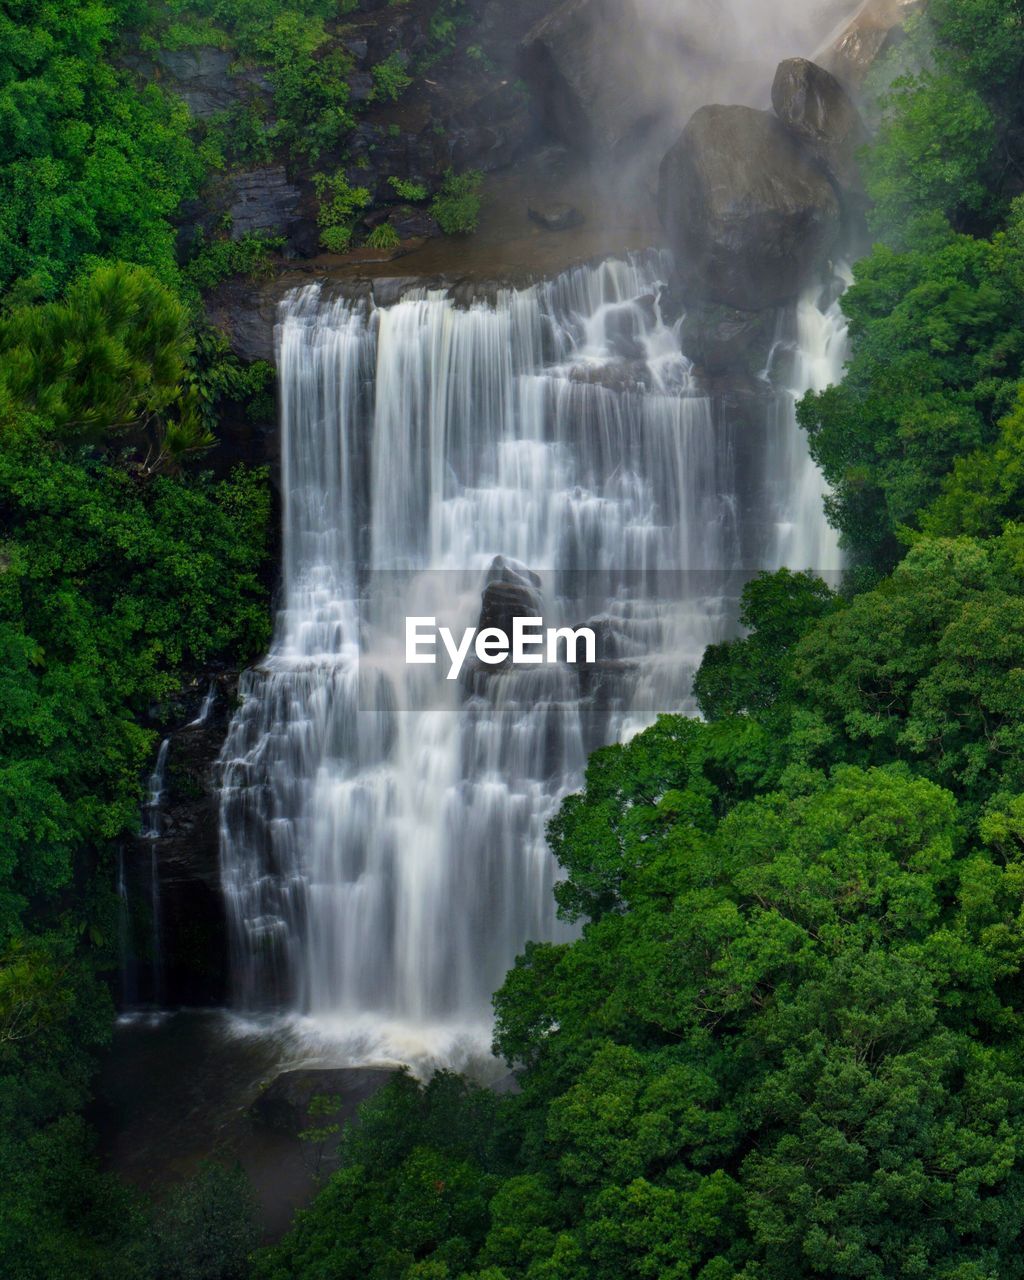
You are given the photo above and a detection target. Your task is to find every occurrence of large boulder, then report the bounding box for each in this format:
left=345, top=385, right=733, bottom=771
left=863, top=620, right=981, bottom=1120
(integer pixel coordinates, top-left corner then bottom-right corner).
left=772, top=58, right=868, bottom=199
left=658, top=105, right=841, bottom=311
left=251, top=1068, right=398, bottom=1135
left=519, top=0, right=660, bottom=153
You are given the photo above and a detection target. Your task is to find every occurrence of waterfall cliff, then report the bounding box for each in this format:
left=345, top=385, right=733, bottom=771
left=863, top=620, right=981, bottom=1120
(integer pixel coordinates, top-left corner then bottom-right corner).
left=218, top=251, right=846, bottom=1062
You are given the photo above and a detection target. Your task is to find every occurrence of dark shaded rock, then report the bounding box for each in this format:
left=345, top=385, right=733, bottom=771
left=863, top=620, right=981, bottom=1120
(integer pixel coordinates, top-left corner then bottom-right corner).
left=204, top=275, right=281, bottom=364
left=122, top=675, right=244, bottom=1009
left=478, top=558, right=543, bottom=636
left=528, top=202, right=584, bottom=232
left=252, top=1068, right=398, bottom=1135
left=520, top=0, right=660, bottom=154
left=772, top=58, right=868, bottom=199
left=658, top=105, right=841, bottom=311
left=348, top=71, right=375, bottom=104
left=342, top=35, right=369, bottom=65
left=154, top=48, right=236, bottom=117
left=447, top=81, right=534, bottom=172
left=125, top=48, right=272, bottom=120
left=388, top=207, right=442, bottom=239
left=603, top=299, right=648, bottom=361
left=680, top=303, right=778, bottom=378
left=227, top=166, right=303, bottom=239
left=282, top=218, right=322, bottom=260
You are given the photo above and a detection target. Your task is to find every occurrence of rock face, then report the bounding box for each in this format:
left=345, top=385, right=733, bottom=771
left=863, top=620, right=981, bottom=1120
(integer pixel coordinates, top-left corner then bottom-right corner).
left=772, top=57, right=868, bottom=199
left=227, top=167, right=303, bottom=239
left=520, top=0, right=659, bottom=153
left=658, top=104, right=841, bottom=311
left=822, top=0, right=925, bottom=90
left=124, top=47, right=272, bottom=120
left=679, top=304, right=778, bottom=378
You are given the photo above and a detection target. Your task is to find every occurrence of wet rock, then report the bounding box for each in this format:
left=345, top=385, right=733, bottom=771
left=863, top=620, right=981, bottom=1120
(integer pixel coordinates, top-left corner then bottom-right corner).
left=568, top=361, right=650, bottom=393
left=124, top=674, right=245, bottom=1008
left=447, top=81, right=534, bottom=173
left=204, top=275, right=281, bottom=364
left=387, top=207, right=442, bottom=240
left=227, top=166, right=303, bottom=239
left=772, top=58, right=868, bottom=199
left=603, top=301, right=647, bottom=361
left=252, top=1068, right=398, bottom=1135
left=477, top=558, right=543, bottom=636
left=658, top=105, right=841, bottom=311
left=341, top=35, right=369, bottom=65
left=348, top=71, right=375, bottom=104
left=822, top=0, right=924, bottom=91
left=126, top=48, right=272, bottom=119
left=520, top=0, right=660, bottom=154
left=680, top=303, right=778, bottom=378
left=528, top=202, right=584, bottom=232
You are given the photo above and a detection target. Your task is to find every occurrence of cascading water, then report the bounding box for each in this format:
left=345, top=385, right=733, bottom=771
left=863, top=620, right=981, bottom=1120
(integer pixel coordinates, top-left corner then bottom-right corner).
left=188, top=682, right=217, bottom=728
left=142, top=738, right=170, bottom=1006
left=218, top=251, right=847, bottom=1064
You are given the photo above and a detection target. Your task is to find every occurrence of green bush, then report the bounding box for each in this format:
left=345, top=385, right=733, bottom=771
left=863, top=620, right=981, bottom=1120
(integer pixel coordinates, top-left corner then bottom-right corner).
left=313, top=172, right=371, bottom=254
left=184, top=232, right=283, bottom=292
left=367, top=223, right=401, bottom=250
left=388, top=176, right=428, bottom=202
left=431, top=168, right=483, bottom=235
left=371, top=52, right=413, bottom=102
left=152, top=1163, right=258, bottom=1280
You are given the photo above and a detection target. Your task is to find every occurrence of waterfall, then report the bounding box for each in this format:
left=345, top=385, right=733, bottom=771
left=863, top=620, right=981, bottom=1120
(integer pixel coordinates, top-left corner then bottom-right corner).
left=188, top=681, right=218, bottom=728
left=142, top=738, right=170, bottom=1007
left=116, top=844, right=138, bottom=1009
left=218, top=252, right=845, bottom=1061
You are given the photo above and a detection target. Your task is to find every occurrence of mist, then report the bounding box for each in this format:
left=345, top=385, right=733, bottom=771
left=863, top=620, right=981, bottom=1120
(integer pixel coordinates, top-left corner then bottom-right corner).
left=635, top=0, right=864, bottom=131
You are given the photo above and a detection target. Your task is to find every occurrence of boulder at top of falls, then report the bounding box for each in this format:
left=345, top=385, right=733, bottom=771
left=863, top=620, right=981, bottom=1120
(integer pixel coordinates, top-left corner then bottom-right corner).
left=771, top=57, right=868, bottom=198
left=657, top=105, right=841, bottom=312
left=519, top=0, right=659, bottom=153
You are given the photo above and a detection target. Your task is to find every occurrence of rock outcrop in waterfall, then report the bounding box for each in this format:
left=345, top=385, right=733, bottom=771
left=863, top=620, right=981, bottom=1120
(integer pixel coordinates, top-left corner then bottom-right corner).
left=658, top=103, right=841, bottom=312
left=657, top=55, right=866, bottom=371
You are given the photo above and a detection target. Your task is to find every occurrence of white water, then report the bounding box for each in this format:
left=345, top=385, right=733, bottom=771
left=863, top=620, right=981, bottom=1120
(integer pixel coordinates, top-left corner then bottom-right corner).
left=218, top=252, right=845, bottom=1066
left=188, top=682, right=218, bottom=728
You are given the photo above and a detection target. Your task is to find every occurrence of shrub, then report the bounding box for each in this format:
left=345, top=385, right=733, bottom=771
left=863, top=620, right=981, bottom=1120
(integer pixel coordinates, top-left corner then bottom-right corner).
left=371, top=52, right=413, bottom=102
left=313, top=172, right=371, bottom=254
left=367, top=223, right=401, bottom=250
left=388, top=175, right=428, bottom=202
left=430, top=168, right=483, bottom=235
left=184, top=232, right=283, bottom=292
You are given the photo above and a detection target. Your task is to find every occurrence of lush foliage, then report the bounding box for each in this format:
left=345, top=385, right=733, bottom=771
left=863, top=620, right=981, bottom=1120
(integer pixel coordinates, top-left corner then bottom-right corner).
left=864, top=0, right=1024, bottom=242
left=0, top=260, right=269, bottom=1280
left=314, top=171, right=371, bottom=254
left=431, top=169, right=483, bottom=236
left=0, top=0, right=209, bottom=300
left=799, top=209, right=1024, bottom=566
